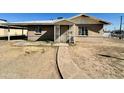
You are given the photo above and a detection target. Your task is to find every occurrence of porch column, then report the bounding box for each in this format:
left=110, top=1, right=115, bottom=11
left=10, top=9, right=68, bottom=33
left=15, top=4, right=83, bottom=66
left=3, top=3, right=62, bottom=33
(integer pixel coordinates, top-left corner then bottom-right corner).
left=8, top=25, right=10, bottom=41
left=69, top=24, right=75, bottom=43
left=54, top=25, right=60, bottom=43
left=54, top=25, right=56, bottom=42
left=68, top=25, right=71, bottom=43
left=73, top=24, right=75, bottom=43
left=22, top=28, right=24, bottom=35
left=84, top=27, right=86, bottom=35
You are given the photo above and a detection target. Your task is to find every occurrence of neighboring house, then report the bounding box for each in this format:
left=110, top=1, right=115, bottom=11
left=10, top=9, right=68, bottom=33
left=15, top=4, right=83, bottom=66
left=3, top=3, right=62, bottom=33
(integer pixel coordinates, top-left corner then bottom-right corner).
left=0, top=19, right=27, bottom=37
left=1, top=14, right=110, bottom=43
left=102, top=31, right=112, bottom=38
left=111, top=30, right=124, bottom=39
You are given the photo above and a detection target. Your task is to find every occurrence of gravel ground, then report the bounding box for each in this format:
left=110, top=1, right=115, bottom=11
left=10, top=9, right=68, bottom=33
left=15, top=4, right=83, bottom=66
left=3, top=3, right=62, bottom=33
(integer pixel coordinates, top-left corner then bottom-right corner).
left=68, top=37, right=124, bottom=79
left=0, top=41, right=60, bottom=79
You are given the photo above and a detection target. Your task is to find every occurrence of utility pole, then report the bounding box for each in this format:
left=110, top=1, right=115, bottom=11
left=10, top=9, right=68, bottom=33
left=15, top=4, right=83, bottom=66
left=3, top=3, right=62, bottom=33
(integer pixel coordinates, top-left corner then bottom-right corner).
left=119, top=16, right=122, bottom=39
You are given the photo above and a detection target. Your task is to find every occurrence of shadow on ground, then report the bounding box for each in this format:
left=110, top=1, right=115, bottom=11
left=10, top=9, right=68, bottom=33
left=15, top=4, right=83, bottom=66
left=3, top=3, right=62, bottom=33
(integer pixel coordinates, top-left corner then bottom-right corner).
left=0, top=35, right=27, bottom=40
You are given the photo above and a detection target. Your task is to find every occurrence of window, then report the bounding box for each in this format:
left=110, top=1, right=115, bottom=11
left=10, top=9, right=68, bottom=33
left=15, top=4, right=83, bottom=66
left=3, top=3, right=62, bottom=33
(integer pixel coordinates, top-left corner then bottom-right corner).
left=35, top=26, right=42, bottom=35
left=79, top=27, right=88, bottom=36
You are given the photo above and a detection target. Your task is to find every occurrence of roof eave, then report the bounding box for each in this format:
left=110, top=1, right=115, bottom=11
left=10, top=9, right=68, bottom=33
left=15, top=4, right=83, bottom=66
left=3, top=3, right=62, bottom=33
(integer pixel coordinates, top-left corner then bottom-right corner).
left=4, top=23, right=54, bottom=26
left=99, top=21, right=111, bottom=25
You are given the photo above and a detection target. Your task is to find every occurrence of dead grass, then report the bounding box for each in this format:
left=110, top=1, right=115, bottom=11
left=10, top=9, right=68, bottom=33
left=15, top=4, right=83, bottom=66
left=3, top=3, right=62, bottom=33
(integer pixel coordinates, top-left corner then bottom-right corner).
left=0, top=37, right=124, bottom=79
left=0, top=41, right=59, bottom=79
left=69, top=37, right=124, bottom=78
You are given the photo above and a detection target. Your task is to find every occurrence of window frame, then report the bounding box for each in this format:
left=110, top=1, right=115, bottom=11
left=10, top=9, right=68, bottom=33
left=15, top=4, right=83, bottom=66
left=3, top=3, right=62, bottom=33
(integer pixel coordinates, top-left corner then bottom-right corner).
left=35, top=26, right=42, bottom=35
left=78, top=27, right=88, bottom=36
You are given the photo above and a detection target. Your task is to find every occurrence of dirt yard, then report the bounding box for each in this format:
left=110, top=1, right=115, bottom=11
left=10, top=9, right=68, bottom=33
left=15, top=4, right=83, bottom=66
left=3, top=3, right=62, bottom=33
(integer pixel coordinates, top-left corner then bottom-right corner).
left=0, top=41, right=60, bottom=79
left=0, top=37, right=124, bottom=79
left=69, top=37, right=124, bottom=79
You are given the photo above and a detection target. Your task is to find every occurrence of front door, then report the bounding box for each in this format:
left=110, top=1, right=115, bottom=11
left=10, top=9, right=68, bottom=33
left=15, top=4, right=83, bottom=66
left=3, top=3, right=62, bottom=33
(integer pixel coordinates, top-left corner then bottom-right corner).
left=60, top=25, right=69, bottom=43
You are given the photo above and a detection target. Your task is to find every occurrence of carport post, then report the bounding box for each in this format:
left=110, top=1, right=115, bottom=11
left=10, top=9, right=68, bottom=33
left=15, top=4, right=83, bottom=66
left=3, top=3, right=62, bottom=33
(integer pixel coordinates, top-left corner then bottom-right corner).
left=54, top=25, right=60, bottom=43
left=22, top=28, right=24, bottom=35
left=8, top=25, right=10, bottom=41
left=54, top=25, right=56, bottom=42
left=68, top=27, right=71, bottom=43
left=71, top=24, right=76, bottom=44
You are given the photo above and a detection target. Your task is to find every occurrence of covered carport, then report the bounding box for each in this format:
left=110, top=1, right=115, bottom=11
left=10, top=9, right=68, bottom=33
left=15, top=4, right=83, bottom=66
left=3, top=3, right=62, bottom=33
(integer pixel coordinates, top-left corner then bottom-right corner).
left=0, top=23, right=27, bottom=41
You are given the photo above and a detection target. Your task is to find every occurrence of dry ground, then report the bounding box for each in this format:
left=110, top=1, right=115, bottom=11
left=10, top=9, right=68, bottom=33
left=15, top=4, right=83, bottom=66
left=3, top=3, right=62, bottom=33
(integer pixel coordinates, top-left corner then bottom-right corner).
left=0, top=41, right=60, bottom=79
left=0, top=37, right=124, bottom=79
left=69, top=37, right=124, bottom=78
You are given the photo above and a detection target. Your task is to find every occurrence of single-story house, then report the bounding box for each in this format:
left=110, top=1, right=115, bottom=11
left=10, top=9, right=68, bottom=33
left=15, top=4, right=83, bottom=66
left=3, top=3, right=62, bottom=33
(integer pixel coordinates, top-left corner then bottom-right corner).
left=1, top=14, right=111, bottom=43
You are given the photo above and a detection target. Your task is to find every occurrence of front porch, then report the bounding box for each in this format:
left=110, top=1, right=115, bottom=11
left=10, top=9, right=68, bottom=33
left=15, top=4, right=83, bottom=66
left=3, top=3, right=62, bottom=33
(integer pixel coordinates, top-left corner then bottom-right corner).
left=27, top=25, right=74, bottom=43
left=54, top=25, right=74, bottom=43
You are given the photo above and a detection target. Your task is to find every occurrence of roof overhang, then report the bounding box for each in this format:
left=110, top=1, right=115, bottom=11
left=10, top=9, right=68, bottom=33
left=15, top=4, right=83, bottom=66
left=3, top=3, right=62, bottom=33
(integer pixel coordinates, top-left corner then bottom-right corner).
left=4, top=23, right=54, bottom=26
left=2, top=19, right=74, bottom=26
left=0, top=23, right=27, bottom=29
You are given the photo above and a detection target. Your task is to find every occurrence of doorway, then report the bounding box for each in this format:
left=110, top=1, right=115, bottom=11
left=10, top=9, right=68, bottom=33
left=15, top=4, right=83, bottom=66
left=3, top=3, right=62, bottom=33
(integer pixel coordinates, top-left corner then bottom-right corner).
left=60, top=25, right=69, bottom=43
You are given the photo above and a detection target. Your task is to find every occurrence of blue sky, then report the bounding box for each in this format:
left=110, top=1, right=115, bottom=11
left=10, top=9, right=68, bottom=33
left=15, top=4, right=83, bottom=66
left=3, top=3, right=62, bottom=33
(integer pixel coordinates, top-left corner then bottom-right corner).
left=0, top=13, right=124, bottom=30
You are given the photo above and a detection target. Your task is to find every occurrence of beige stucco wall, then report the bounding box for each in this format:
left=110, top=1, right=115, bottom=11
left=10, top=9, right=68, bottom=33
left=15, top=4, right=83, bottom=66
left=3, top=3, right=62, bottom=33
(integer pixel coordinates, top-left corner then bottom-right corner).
left=28, top=25, right=72, bottom=42
left=28, top=25, right=54, bottom=41
left=70, top=15, right=104, bottom=38
left=70, top=24, right=78, bottom=36
left=71, top=24, right=103, bottom=36
left=70, top=24, right=104, bottom=43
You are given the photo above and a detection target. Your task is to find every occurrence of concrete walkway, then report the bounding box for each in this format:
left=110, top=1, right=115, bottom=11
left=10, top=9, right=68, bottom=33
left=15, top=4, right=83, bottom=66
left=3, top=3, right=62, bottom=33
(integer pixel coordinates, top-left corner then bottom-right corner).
left=58, top=46, right=89, bottom=79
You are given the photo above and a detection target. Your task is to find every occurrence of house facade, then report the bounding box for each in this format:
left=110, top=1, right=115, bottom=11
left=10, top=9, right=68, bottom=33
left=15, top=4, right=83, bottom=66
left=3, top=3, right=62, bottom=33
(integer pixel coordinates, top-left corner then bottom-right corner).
left=0, top=14, right=110, bottom=43
left=69, top=14, right=110, bottom=37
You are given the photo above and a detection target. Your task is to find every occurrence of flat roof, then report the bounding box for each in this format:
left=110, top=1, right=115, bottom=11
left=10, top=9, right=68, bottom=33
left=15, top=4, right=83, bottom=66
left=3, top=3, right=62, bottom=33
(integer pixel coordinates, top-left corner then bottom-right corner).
left=3, top=19, right=74, bottom=26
